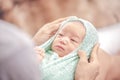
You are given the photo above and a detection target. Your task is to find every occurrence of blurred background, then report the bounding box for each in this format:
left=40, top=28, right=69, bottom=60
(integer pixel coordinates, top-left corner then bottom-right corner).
left=0, top=0, right=120, bottom=55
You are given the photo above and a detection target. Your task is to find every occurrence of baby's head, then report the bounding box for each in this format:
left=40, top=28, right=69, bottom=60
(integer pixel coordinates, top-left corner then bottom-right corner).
left=51, top=21, right=86, bottom=57
left=51, top=16, right=98, bottom=57
left=40, top=16, right=98, bottom=58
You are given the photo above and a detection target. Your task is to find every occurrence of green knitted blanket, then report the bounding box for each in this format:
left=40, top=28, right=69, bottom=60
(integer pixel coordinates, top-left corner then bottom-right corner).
left=39, top=16, right=98, bottom=80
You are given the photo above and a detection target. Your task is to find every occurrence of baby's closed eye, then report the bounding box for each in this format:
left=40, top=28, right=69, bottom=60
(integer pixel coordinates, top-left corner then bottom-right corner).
left=70, top=38, right=79, bottom=43
left=58, top=33, right=64, bottom=36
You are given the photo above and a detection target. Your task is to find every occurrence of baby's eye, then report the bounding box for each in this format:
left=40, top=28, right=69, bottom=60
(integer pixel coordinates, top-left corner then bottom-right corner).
left=58, top=33, right=64, bottom=36
left=71, top=39, right=77, bottom=43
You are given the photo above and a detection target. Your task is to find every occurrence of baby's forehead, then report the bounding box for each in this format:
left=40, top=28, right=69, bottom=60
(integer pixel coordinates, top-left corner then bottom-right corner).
left=61, top=21, right=85, bottom=32
left=59, top=21, right=86, bottom=38
left=63, top=21, right=85, bottom=29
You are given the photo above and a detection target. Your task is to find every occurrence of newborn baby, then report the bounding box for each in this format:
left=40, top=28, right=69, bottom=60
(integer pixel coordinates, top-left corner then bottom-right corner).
left=35, top=16, right=98, bottom=80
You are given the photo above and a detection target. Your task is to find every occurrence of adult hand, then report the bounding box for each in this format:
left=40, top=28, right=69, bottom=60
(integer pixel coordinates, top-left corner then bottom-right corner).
left=32, top=17, right=68, bottom=45
left=34, top=46, right=45, bottom=61
left=75, top=44, right=100, bottom=80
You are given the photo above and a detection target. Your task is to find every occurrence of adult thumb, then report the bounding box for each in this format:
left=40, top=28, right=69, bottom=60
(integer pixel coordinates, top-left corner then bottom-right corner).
left=78, top=50, right=88, bottom=63
left=89, top=43, right=99, bottom=63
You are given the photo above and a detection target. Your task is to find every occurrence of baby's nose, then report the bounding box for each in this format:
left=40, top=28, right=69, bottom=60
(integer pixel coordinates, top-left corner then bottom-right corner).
left=60, top=37, right=69, bottom=44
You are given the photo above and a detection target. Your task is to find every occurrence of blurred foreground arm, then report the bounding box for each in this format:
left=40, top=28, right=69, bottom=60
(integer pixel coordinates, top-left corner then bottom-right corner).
left=0, top=20, right=41, bottom=80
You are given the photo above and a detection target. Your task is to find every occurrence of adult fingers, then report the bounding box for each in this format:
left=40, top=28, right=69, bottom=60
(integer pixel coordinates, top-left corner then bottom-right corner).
left=51, top=17, right=69, bottom=24
left=78, top=50, right=88, bottom=63
left=49, top=17, right=69, bottom=30
left=46, top=17, right=70, bottom=35
left=89, top=43, right=100, bottom=63
left=49, top=17, right=70, bottom=29
left=49, top=24, right=60, bottom=35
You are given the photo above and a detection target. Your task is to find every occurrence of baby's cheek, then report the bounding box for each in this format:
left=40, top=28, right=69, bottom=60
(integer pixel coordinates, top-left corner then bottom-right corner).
left=70, top=45, right=77, bottom=50
left=67, top=45, right=77, bottom=53
left=66, top=47, right=74, bottom=53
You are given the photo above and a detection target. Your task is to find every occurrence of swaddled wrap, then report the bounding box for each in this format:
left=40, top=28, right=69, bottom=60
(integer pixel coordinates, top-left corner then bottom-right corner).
left=39, top=16, right=98, bottom=80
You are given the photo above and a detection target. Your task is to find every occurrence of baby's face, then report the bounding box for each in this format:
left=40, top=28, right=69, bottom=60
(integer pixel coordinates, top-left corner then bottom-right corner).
left=51, top=22, right=85, bottom=57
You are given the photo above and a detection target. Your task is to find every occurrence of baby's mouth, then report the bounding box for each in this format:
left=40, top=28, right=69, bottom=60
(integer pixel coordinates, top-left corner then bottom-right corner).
left=55, top=45, right=64, bottom=51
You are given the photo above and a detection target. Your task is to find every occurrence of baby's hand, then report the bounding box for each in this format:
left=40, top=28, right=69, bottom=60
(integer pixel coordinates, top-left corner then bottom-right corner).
left=34, top=46, right=45, bottom=61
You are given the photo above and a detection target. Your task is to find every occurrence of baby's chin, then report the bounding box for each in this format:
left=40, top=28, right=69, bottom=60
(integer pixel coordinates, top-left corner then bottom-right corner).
left=53, top=50, right=65, bottom=57
left=54, top=51, right=71, bottom=57
left=52, top=46, right=72, bottom=57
